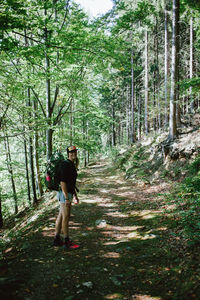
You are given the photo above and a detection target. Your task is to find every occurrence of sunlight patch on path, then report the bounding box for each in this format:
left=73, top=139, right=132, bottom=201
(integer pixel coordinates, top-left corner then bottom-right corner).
left=105, top=211, right=128, bottom=218
left=105, top=294, right=162, bottom=300
left=103, top=252, right=120, bottom=258
left=81, top=199, right=99, bottom=204
left=98, top=202, right=117, bottom=208
left=101, top=224, right=157, bottom=245
left=129, top=210, right=162, bottom=219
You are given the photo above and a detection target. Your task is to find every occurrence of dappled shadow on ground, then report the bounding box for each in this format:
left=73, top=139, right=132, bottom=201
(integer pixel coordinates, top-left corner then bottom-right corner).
left=1, top=161, right=199, bottom=300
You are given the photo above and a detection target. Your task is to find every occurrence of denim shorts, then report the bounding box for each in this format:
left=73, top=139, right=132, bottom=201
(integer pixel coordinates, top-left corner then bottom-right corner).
left=57, top=190, right=73, bottom=203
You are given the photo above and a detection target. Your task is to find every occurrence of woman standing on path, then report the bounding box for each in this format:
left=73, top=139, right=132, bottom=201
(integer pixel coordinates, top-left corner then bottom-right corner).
left=53, top=146, right=80, bottom=250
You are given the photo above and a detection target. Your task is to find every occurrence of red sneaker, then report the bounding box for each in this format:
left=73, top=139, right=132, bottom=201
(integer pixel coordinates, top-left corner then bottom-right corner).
left=63, top=239, right=80, bottom=250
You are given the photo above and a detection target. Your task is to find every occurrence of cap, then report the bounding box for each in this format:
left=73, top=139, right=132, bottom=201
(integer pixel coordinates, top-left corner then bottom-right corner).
left=67, top=145, right=78, bottom=152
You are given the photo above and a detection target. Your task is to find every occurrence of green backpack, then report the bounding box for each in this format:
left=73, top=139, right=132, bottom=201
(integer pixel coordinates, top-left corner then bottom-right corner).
left=45, top=152, right=65, bottom=191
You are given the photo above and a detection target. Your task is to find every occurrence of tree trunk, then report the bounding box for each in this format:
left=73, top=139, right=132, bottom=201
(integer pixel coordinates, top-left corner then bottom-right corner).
left=23, top=31, right=32, bottom=205
left=126, top=85, right=130, bottom=144
left=27, top=87, right=38, bottom=204
left=153, top=33, right=157, bottom=132
left=164, top=3, right=169, bottom=130
left=29, top=135, right=38, bottom=204
left=83, top=118, right=89, bottom=167
left=0, top=188, right=3, bottom=228
left=112, top=103, right=116, bottom=146
left=33, top=98, right=43, bottom=197
left=23, top=125, right=31, bottom=205
left=46, top=49, right=52, bottom=159
left=190, top=17, right=194, bottom=112
left=45, top=7, right=53, bottom=159
left=144, top=29, right=149, bottom=135
left=70, top=98, right=74, bottom=145
left=130, top=49, right=136, bottom=142
left=4, top=135, right=18, bottom=214
left=155, top=17, right=161, bottom=132
left=137, top=92, right=142, bottom=140
left=169, top=0, right=179, bottom=139
left=176, top=0, right=181, bottom=127
left=34, top=133, right=43, bottom=197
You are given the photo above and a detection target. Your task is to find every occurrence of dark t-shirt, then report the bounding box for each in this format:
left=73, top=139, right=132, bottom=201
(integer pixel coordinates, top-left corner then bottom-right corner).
left=59, top=159, right=77, bottom=194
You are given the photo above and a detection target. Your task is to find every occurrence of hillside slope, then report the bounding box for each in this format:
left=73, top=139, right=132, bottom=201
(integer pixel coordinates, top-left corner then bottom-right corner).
left=0, top=157, right=199, bottom=299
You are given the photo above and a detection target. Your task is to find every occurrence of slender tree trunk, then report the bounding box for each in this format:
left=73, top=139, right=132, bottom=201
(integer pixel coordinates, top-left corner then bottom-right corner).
left=70, top=98, right=73, bottom=145
left=112, top=103, right=116, bottom=146
left=27, top=87, right=38, bottom=204
left=34, top=134, right=43, bottom=197
left=121, top=88, right=125, bottom=144
left=0, top=188, right=3, bottom=228
left=4, top=135, right=18, bottom=214
left=82, top=105, right=88, bottom=167
left=126, top=85, right=130, bottom=144
left=87, top=151, right=90, bottom=165
left=33, top=98, right=43, bottom=197
left=169, top=0, right=179, bottom=139
left=44, top=7, right=53, bottom=159
left=29, top=135, right=37, bottom=204
left=131, top=49, right=136, bottom=142
left=137, top=93, right=142, bottom=140
left=153, top=33, right=157, bottom=132
left=46, top=49, right=52, bottom=159
left=23, top=31, right=31, bottom=204
left=144, top=29, right=149, bottom=135
left=190, top=17, right=194, bottom=112
left=176, top=0, right=181, bottom=127
left=86, top=119, right=89, bottom=164
left=23, top=125, right=31, bottom=205
left=164, top=3, right=169, bottom=130
left=155, top=17, right=161, bottom=132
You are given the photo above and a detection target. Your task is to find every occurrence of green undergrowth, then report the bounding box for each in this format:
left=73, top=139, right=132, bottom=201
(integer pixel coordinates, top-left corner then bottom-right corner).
left=110, top=144, right=153, bottom=182
left=111, top=141, right=200, bottom=247
left=164, top=155, right=200, bottom=246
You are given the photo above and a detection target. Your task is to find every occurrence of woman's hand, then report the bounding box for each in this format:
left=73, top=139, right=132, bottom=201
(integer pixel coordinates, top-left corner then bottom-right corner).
left=74, top=195, right=79, bottom=204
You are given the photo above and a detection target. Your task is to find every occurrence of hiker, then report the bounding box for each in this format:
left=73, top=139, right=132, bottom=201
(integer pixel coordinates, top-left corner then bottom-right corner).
left=53, top=145, right=80, bottom=250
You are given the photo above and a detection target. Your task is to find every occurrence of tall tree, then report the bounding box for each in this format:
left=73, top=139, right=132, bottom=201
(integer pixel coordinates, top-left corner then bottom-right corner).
left=164, top=0, right=169, bottom=129
left=0, top=188, right=3, bottom=228
left=4, top=134, right=18, bottom=214
left=144, top=29, right=149, bottom=135
left=130, top=48, right=136, bottom=142
left=169, top=0, right=179, bottom=139
left=189, top=16, right=194, bottom=112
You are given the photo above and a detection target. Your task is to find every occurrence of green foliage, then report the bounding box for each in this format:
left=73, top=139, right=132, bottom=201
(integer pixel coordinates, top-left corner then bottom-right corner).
left=166, top=155, right=200, bottom=245
left=113, top=0, right=156, bottom=33
left=110, top=144, right=152, bottom=182
left=180, top=77, right=200, bottom=93
left=181, top=0, right=200, bottom=11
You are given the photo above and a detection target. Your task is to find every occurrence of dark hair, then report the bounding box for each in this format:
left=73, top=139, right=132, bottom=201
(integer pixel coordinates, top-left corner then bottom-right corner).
left=74, top=157, right=79, bottom=170
left=67, top=151, right=79, bottom=170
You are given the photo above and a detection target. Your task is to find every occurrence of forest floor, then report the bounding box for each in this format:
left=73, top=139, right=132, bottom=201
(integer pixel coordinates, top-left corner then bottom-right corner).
left=0, top=159, right=200, bottom=300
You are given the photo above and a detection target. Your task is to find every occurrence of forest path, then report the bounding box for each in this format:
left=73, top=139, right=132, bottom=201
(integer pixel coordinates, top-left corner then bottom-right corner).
left=1, top=159, right=198, bottom=299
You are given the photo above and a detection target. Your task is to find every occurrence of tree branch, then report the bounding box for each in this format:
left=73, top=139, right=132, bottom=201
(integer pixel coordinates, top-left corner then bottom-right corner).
left=60, top=0, right=71, bottom=31
left=31, top=88, right=46, bottom=117
left=51, top=85, right=59, bottom=114
left=54, top=96, right=73, bottom=125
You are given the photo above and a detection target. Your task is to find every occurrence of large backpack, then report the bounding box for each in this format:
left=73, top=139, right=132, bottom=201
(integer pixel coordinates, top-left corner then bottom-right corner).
left=45, top=152, right=65, bottom=191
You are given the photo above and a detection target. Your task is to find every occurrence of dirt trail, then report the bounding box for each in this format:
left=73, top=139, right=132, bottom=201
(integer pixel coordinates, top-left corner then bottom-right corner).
left=1, top=160, right=199, bottom=300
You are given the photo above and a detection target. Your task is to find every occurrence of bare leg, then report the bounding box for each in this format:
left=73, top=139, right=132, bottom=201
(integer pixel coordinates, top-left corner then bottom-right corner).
left=55, top=209, right=62, bottom=236
left=60, top=203, right=71, bottom=237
